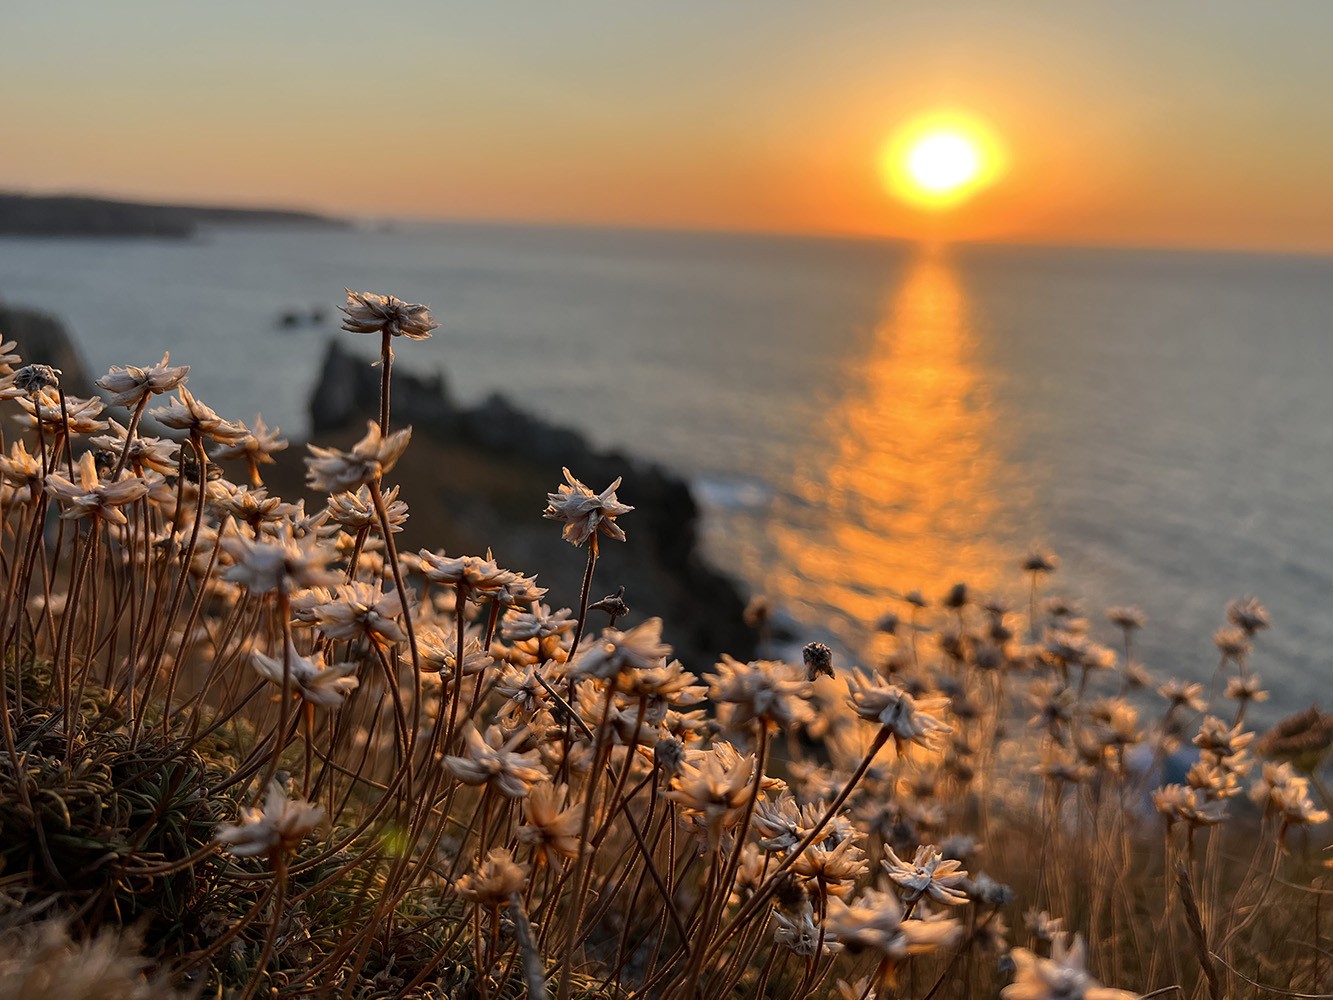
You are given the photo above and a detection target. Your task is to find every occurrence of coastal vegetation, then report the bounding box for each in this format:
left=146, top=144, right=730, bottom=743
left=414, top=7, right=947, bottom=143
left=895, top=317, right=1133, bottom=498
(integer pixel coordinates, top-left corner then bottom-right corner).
left=0, top=291, right=1328, bottom=999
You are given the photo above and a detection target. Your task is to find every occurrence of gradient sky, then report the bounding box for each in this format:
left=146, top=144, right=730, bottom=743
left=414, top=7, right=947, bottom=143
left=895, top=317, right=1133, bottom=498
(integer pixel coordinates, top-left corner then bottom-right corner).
left=6, top=1, right=1333, bottom=251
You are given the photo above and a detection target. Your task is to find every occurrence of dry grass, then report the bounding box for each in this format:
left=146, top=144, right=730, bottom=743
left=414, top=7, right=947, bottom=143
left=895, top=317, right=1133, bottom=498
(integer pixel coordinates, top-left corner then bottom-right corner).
left=0, top=298, right=1329, bottom=1000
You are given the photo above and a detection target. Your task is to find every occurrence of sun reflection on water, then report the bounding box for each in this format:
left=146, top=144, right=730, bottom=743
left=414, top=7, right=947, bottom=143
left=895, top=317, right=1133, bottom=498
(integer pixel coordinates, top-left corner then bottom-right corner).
left=764, top=248, right=1011, bottom=659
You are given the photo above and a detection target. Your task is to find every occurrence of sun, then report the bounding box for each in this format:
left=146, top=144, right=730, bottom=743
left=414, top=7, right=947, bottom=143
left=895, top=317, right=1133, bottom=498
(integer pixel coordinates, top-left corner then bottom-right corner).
left=881, top=112, right=1004, bottom=210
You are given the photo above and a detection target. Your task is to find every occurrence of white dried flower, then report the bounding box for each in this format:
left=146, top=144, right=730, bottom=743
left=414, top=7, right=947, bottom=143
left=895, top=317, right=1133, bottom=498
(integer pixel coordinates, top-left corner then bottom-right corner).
left=305, top=421, right=412, bottom=493
left=882, top=845, right=969, bottom=906
left=96, top=353, right=189, bottom=408
left=454, top=848, right=529, bottom=905
left=215, top=781, right=325, bottom=858
left=572, top=618, right=672, bottom=683
left=149, top=387, right=246, bottom=444
left=250, top=640, right=359, bottom=708
left=445, top=724, right=547, bottom=798
left=44, top=452, right=149, bottom=526
left=1003, top=933, right=1138, bottom=1000
left=221, top=533, right=338, bottom=594
left=543, top=467, right=633, bottom=547
left=708, top=655, right=813, bottom=730
left=340, top=290, right=438, bottom=342
left=846, top=671, right=952, bottom=753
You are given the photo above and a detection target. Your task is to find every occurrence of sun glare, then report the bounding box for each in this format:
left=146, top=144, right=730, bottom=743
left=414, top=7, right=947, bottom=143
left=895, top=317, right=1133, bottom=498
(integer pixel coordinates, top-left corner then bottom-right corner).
left=882, top=112, right=1004, bottom=210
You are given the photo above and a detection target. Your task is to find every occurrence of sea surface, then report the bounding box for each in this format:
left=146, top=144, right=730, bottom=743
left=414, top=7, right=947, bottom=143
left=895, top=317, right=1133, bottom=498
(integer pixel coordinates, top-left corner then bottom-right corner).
left=3, top=222, right=1332, bottom=726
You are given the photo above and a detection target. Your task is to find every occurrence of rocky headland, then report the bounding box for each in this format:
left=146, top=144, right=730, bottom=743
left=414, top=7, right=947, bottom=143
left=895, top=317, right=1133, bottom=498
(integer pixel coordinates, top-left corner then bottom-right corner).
left=0, top=193, right=342, bottom=239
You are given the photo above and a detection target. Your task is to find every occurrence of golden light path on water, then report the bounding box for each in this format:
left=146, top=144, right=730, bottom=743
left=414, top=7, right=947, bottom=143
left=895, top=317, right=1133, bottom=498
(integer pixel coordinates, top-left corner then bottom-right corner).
left=764, top=248, right=1011, bottom=663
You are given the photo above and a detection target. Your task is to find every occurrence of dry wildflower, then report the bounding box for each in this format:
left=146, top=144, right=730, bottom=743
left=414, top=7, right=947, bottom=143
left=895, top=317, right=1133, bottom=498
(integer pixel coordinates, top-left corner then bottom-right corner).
left=1106, top=606, right=1146, bottom=631
left=215, top=780, right=325, bottom=858
left=846, top=671, right=951, bottom=753
left=1042, top=596, right=1083, bottom=620
left=1158, top=679, right=1207, bottom=713
left=588, top=586, right=630, bottom=619
left=665, top=742, right=760, bottom=845
left=148, top=386, right=246, bottom=443
left=209, top=482, right=299, bottom=527
left=96, top=353, right=189, bottom=408
left=211, top=413, right=288, bottom=481
left=802, top=641, right=835, bottom=680
left=1042, top=629, right=1115, bottom=671
left=1254, top=706, right=1333, bottom=770
left=773, top=902, right=836, bottom=957
left=1185, top=759, right=1242, bottom=800
left=495, top=572, right=547, bottom=612
left=327, top=483, right=407, bottom=532
left=1152, top=784, right=1226, bottom=828
left=10, top=363, right=61, bottom=394
left=309, top=580, right=408, bottom=648
left=1272, top=782, right=1329, bottom=828
left=824, top=887, right=961, bottom=961
left=445, top=724, right=547, bottom=798
left=0, top=339, right=19, bottom=375
left=882, top=845, right=969, bottom=906
left=250, top=640, right=359, bottom=708
left=1089, top=700, right=1143, bottom=751
left=709, top=654, right=813, bottom=730
left=1023, top=909, right=1065, bottom=945
left=93, top=421, right=180, bottom=475
left=1022, top=550, right=1059, bottom=575
left=454, top=848, right=529, bottom=906
left=1225, top=674, right=1268, bottom=704
left=791, top=836, right=869, bottom=898
left=753, top=791, right=806, bottom=853
left=1193, top=716, right=1254, bottom=759
left=572, top=618, right=672, bottom=683
left=1212, top=626, right=1251, bottom=660
left=417, top=623, right=494, bottom=678
left=543, top=466, right=634, bottom=546
left=18, top=391, right=109, bottom=435
left=305, top=420, right=412, bottom=493
left=608, top=664, right=695, bottom=713
left=0, top=439, right=43, bottom=499
left=221, top=532, right=338, bottom=594
left=1226, top=595, right=1270, bottom=635
left=654, top=734, right=687, bottom=774
left=965, top=872, right=1015, bottom=908
left=418, top=548, right=512, bottom=597
left=340, top=289, right=438, bottom=342
left=1003, top=933, right=1138, bottom=1000
left=44, top=452, right=149, bottom=525
left=518, top=782, right=583, bottom=865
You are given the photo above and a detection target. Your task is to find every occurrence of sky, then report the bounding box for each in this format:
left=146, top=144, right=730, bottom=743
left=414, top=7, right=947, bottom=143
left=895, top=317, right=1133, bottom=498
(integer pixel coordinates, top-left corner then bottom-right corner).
left=5, top=1, right=1333, bottom=252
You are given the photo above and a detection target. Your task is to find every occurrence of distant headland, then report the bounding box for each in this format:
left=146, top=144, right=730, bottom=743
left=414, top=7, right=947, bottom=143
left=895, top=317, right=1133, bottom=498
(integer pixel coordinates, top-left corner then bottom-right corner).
left=0, top=191, right=343, bottom=238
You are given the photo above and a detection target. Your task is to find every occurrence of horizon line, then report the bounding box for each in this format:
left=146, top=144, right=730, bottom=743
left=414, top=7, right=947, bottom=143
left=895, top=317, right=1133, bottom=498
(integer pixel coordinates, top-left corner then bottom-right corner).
left=6, top=184, right=1333, bottom=263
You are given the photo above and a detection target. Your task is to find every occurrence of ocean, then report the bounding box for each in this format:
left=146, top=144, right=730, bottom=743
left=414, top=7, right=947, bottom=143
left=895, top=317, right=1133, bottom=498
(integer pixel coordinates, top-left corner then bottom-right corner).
left=2, top=222, right=1331, bottom=726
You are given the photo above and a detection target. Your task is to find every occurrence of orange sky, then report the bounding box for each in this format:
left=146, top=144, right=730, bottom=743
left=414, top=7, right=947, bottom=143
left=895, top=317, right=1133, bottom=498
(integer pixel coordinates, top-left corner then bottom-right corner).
left=5, top=2, right=1333, bottom=253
